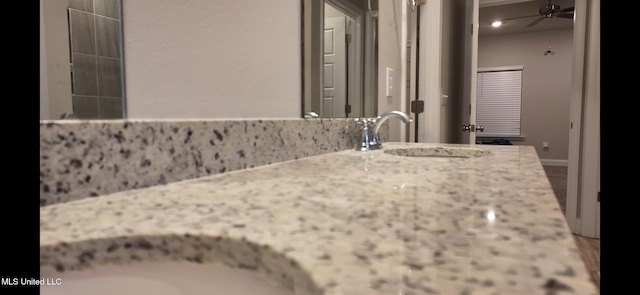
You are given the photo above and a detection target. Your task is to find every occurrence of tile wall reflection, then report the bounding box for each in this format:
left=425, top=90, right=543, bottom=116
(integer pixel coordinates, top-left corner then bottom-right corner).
left=68, top=0, right=124, bottom=119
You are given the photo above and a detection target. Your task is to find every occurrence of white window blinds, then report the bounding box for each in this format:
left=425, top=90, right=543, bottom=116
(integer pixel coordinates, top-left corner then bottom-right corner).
left=476, top=67, right=523, bottom=137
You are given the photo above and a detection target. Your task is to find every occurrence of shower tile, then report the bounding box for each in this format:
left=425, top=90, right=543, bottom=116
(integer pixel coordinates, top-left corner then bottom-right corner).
left=98, top=97, right=124, bottom=119
left=95, top=16, right=121, bottom=58
left=97, top=57, right=123, bottom=98
left=94, top=0, right=120, bottom=19
left=72, top=53, right=98, bottom=96
left=72, top=96, right=100, bottom=119
left=69, top=9, right=96, bottom=55
left=68, top=0, right=94, bottom=12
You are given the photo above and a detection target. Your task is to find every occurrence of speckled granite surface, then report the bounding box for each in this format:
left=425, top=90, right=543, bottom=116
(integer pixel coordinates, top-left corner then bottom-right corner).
left=40, top=142, right=598, bottom=295
left=40, top=118, right=386, bottom=206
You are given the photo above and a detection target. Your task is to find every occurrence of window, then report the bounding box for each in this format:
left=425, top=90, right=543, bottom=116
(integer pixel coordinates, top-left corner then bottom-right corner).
left=476, top=66, right=523, bottom=138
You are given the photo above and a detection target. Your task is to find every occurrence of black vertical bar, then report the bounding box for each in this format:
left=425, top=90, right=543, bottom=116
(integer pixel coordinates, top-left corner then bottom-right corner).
left=414, top=8, right=420, bottom=142
left=345, top=19, right=349, bottom=117
left=300, top=0, right=306, bottom=118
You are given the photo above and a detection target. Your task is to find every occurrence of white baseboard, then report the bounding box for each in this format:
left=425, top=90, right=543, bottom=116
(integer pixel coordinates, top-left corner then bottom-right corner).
left=540, top=159, right=568, bottom=166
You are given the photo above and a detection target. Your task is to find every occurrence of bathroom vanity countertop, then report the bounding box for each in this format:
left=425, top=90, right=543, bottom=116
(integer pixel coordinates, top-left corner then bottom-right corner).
left=40, top=142, right=598, bottom=295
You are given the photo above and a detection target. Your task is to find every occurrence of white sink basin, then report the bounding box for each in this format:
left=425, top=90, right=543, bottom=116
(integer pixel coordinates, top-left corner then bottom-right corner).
left=383, top=146, right=489, bottom=158
left=40, top=261, right=295, bottom=295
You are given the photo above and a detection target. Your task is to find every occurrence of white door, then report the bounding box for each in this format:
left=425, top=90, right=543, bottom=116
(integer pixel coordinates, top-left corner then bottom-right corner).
left=323, top=16, right=347, bottom=118
left=461, top=0, right=479, bottom=144
left=413, top=0, right=478, bottom=144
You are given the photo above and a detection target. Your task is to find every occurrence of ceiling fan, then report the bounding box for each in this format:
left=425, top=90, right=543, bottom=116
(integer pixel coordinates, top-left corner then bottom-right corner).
left=502, top=0, right=574, bottom=28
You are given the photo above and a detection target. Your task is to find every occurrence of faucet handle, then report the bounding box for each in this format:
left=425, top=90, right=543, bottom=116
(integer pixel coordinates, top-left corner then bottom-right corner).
left=367, top=118, right=377, bottom=126
left=354, top=118, right=373, bottom=127
left=354, top=118, right=374, bottom=151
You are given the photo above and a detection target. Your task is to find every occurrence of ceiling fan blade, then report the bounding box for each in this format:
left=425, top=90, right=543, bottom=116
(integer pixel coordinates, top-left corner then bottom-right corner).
left=526, top=17, right=545, bottom=28
left=555, top=13, right=574, bottom=19
left=501, top=14, right=540, bottom=21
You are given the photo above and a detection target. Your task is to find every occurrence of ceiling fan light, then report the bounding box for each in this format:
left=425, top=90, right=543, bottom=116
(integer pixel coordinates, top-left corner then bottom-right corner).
left=491, top=20, right=503, bottom=27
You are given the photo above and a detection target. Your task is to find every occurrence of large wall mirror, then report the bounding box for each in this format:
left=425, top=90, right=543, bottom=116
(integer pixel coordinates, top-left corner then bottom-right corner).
left=40, top=0, right=401, bottom=121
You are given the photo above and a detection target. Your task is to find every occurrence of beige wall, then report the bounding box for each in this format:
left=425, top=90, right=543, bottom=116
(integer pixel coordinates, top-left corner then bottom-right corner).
left=377, top=0, right=405, bottom=142
left=40, top=0, right=49, bottom=120
left=478, top=28, right=573, bottom=161
left=40, top=0, right=73, bottom=120
left=122, top=0, right=301, bottom=119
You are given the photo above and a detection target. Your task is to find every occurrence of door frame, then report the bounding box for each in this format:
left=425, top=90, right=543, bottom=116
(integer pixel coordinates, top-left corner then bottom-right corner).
left=363, top=10, right=378, bottom=118
left=462, top=0, right=479, bottom=144
left=326, top=0, right=363, bottom=118
left=566, top=0, right=600, bottom=238
left=416, top=0, right=444, bottom=143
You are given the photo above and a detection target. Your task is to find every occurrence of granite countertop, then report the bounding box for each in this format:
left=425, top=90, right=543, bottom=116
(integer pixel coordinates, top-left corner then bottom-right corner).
left=40, top=142, right=598, bottom=295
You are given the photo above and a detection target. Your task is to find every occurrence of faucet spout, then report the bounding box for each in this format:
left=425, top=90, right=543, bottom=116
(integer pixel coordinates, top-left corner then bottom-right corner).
left=373, top=111, right=413, bottom=136
left=353, top=111, right=412, bottom=151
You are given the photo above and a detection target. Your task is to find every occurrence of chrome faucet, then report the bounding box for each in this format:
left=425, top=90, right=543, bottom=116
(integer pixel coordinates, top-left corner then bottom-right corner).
left=354, top=118, right=375, bottom=151
left=355, top=111, right=413, bottom=151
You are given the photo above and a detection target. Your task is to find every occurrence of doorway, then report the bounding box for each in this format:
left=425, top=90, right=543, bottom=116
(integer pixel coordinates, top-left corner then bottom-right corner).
left=408, top=0, right=599, bottom=239
left=303, top=0, right=377, bottom=119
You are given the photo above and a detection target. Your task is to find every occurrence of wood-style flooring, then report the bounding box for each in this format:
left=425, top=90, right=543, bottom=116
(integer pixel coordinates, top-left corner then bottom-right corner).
left=573, top=233, right=600, bottom=291
left=543, top=165, right=600, bottom=292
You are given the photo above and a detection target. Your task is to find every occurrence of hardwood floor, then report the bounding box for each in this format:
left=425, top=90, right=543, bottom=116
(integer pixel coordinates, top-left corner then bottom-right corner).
left=543, top=165, right=600, bottom=292
left=573, top=234, right=600, bottom=291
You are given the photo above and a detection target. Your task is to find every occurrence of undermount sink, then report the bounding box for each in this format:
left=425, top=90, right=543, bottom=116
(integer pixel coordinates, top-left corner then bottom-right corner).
left=383, top=146, right=489, bottom=158
left=40, top=261, right=295, bottom=295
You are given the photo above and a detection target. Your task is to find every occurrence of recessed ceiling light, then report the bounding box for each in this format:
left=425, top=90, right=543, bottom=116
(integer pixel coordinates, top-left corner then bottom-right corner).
left=491, top=20, right=503, bottom=27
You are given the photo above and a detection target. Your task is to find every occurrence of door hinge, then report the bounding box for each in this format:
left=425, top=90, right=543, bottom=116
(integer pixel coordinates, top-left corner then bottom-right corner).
left=346, top=34, right=352, bottom=44
left=345, top=104, right=351, bottom=114
left=598, top=191, right=600, bottom=202
left=411, top=100, right=424, bottom=114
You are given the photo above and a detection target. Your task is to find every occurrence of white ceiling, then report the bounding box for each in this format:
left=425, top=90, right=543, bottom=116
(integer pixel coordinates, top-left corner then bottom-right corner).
left=478, top=0, right=575, bottom=36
